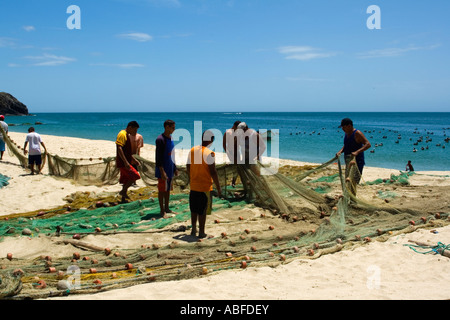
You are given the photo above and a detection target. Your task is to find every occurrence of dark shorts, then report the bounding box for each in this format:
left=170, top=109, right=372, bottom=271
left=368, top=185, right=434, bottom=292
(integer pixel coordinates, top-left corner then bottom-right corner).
left=189, top=190, right=212, bottom=216
left=28, top=154, right=42, bottom=166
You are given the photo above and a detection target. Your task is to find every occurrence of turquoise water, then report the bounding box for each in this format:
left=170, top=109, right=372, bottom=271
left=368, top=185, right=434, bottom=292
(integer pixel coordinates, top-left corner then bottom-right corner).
left=6, top=112, right=450, bottom=171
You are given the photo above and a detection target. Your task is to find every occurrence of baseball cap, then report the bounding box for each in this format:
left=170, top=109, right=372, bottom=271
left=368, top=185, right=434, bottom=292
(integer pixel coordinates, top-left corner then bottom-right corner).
left=237, top=122, right=247, bottom=130
left=339, top=118, right=353, bottom=128
left=0, top=115, right=4, bottom=120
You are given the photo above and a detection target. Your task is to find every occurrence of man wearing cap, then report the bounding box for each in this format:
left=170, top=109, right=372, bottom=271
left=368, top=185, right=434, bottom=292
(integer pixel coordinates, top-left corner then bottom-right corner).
left=336, top=118, right=371, bottom=193
left=0, top=115, right=8, bottom=160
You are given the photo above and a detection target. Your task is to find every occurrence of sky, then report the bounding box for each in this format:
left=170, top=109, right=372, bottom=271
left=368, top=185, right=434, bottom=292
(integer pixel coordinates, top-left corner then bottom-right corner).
left=0, top=0, right=449, bottom=112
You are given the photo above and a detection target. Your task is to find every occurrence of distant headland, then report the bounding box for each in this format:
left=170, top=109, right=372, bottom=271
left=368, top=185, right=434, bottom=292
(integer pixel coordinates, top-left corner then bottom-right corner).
left=0, top=92, right=29, bottom=116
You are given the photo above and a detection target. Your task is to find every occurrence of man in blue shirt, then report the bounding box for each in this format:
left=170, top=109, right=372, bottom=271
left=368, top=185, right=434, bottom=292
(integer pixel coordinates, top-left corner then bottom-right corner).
left=155, top=120, right=178, bottom=218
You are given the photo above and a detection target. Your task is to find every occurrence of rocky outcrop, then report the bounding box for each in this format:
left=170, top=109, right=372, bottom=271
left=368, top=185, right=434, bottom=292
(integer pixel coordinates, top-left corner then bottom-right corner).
left=0, top=92, right=29, bottom=115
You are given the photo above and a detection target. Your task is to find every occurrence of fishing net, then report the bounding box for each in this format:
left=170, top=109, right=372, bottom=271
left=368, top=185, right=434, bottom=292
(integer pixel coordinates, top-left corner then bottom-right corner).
left=0, top=127, right=449, bottom=299
left=0, top=174, right=9, bottom=188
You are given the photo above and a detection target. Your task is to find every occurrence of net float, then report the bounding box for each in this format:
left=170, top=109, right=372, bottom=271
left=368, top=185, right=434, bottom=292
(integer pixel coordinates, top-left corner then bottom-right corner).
left=313, top=243, right=320, bottom=249
left=240, top=261, right=247, bottom=269
left=83, top=256, right=90, bottom=261
left=48, top=267, right=56, bottom=273
left=73, top=252, right=80, bottom=260
left=239, top=216, right=244, bottom=220
left=95, top=201, right=104, bottom=208
left=355, top=235, right=361, bottom=241
left=420, top=217, right=427, bottom=223
left=114, top=251, right=121, bottom=257
left=251, top=246, right=257, bottom=252
left=13, top=269, right=24, bottom=277
left=225, top=252, right=233, bottom=257
left=214, top=219, right=220, bottom=224
left=6, top=253, right=12, bottom=261
left=104, top=248, right=111, bottom=256
left=93, top=279, right=102, bottom=288
left=239, top=235, right=246, bottom=240
left=307, top=249, right=314, bottom=256
left=336, top=238, right=343, bottom=244
left=111, top=272, right=118, bottom=279
left=280, top=254, right=286, bottom=261
left=409, top=220, right=416, bottom=226
left=201, top=267, right=208, bottom=275
left=72, top=234, right=81, bottom=240
left=293, top=246, right=300, bottom=253
left=95, top=227, right=102, bottom=233
left=125, top=263, right=133, bottom=270
left=435, top=213, right=441, bottom=219
left=244, top=229, right=250, bottom=234
left=91, top=259, right=98, bottom=264
left=147, top=272, right=156, bottom=281
left=269, top=225, right=275, bottom=230
left=34, top=280, right=47, bottom=289
left=89, top=268, right=97, bottom=274
left=244, top=255, right=250, bottom=261
left=376, top=229, right=383, bottom=235
left=364, top=237, right=372, bottom=242
left=268, top=252, right=274, bottom=257
left=221, top=232, right=227, bottom=238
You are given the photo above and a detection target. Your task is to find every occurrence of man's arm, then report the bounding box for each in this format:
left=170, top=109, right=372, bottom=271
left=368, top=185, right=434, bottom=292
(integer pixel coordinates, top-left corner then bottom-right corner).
left=353, top=130, right=371, bottom=156
left=23, top=141, right=28, bottom=155
left=117, top=144, right=131, bottom=169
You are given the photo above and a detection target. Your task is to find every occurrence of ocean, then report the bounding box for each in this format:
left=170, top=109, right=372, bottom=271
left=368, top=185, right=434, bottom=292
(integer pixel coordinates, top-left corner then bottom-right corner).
left=5, top=112, right=450, bottom=171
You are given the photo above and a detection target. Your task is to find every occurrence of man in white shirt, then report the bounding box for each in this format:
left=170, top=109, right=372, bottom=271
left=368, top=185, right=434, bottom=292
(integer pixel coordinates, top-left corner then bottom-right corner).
left=23, top=127, right=47, bottom=174
left=0, top=115, right=8, bottom=160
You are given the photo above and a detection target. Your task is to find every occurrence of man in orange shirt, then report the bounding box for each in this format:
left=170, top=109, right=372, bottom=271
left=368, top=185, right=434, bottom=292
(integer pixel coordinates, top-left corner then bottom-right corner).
left=186, top=130, right=222, bottom=239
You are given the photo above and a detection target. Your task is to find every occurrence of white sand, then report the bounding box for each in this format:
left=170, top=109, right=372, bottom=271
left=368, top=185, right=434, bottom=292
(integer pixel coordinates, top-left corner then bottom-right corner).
left=1, top=132, right=449, bottom=300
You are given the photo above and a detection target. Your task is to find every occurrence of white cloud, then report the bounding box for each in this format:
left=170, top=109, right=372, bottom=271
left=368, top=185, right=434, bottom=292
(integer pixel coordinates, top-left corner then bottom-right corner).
left=286, top=76, right=333, bottom=82
left=278, top=46, right=336, bottom=61
left=90, top=63, right=145, bottom=69
left=24, top=53, right=76, bottom=66
left=357, top=44, right=441, bottom=59
left=0, top=37, right=16, bottom=48
left=22, top=26, right=36, bottom=32
left=118, top=32, right=153, bottom=42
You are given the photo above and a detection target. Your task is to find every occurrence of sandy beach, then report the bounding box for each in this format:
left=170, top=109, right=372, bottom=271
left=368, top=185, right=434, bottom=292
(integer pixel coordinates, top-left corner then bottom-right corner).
left=1, top=132, right=449, bottom=300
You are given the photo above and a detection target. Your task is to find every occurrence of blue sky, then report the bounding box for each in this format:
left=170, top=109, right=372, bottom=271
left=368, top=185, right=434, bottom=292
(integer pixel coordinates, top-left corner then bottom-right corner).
left=0, top=0, right=449, bottom=112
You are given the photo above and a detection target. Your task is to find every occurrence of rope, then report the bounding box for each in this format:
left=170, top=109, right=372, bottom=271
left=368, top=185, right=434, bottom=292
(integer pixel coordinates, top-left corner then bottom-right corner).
left=405, top=242, right=450, bottom=255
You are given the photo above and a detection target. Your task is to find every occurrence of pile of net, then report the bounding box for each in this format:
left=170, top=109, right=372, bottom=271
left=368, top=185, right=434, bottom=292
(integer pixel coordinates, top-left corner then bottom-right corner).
left=1, top=126, right=449, bottom=299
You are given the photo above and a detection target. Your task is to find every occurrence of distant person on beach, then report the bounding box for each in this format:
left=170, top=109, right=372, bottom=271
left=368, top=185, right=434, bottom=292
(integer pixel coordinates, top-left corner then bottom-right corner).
left=406, top=160, right=414, bottom=172
left=336, top=118, right=371, bottom=193
left=23, top=127, right=47, bottom=175
left=116, top=121, right=141, bottom=203
left=155, top=120, right=178, bottom=218
left=222, top=120, right=241, bottom=187
left=187, top=130, right=222, bottom=239
left=0, top=115, right=8, bottom=160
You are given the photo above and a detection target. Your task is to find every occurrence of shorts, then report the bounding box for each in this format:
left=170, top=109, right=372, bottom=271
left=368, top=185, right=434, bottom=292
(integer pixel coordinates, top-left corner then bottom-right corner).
left=28, top=154, right=42, bottom=166
left=119, top=165, right=140, bottom=184
left=158, top=177, right=173, bottom=192
left=189, top=190, right=212, bottom=216
left=0, top=140, right=5, bottom=152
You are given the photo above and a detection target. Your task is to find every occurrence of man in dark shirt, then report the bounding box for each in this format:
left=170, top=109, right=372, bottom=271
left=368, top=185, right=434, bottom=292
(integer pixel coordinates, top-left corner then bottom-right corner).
left=336, top=118, right=371, bottom=194
left=155, top=120, right=178, bottom=218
